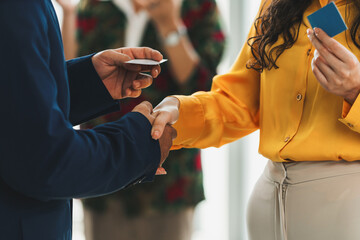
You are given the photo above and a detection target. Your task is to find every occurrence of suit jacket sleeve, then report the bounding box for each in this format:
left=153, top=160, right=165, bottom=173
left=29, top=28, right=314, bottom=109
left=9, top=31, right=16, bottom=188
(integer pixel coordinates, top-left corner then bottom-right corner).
left=0, top=0, right=160, bottom=201
left=66, top=55, right=122, bottom=126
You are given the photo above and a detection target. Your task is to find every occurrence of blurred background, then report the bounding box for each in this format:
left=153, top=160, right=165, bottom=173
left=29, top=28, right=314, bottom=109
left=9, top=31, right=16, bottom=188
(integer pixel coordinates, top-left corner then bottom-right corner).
left=53, top=0, right=266, bottom=239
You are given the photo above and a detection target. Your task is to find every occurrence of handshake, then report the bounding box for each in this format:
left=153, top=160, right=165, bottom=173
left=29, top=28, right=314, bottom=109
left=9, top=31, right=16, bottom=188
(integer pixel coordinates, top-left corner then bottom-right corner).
left=131, top=97, right=180, bottom=175
left=91, top=47, right=181, bottom=175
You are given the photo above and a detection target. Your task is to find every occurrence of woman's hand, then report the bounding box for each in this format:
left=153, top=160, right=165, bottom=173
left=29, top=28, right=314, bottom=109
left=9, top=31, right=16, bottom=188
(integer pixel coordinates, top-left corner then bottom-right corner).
left=151, top=97, right=180, bottom=140
left=308, top=28, right=360, bottom=104
left=92, top=47, right=163, bottom=99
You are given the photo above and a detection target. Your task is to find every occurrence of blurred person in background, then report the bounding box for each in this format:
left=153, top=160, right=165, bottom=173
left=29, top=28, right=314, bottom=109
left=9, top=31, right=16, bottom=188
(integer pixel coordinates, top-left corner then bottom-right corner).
left=56, top=0, right=225, bottom=239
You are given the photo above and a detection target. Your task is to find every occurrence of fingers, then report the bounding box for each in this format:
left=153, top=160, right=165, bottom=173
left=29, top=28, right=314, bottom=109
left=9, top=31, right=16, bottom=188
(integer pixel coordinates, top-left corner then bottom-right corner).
left=308, top=28, right=350, bottom=63
left=137, top=65, right=161, bottom=78
left=133, top=0, right=146, bottom=8
left=158, top=124, right=174, bottom=166
left=132, top=101, right=153, bottom=113
left=124, top=64, right=161, bottom=78
left=131, top=101, right=155, bottom=124
left=132, top=0, right=161, bottom=12
left=155, top=167, right=167, bottom=175
left=125, top=89, right=142, bottom=98
left=106, top=50, right=134, bottom=67
left=151, top=65, right=161, bottom=78
left=307, top=29, right=347, bottom=79
left=115, top=47, right=163, bottom=78
left=311, top=58, right=328, bottom=90
left=312, top=50, right=336, bottom=82
left=151, top=111, right=172, bottom=140
left=118, top=47, right=163, bottom=62
left=132, top=73, right=153, bottom=89
left=307, top=28, right=351, bottom=82
left=171, top=127, right=177, bottom=140
left=151, top=97, right=180, bottom=139
left=123, top=73, right=153, bottom=98
left=307, top=29, right=342, bottom=69
left=99, top=49, right=163, bottom=74
left=132, top=102, right=174, bottom=177
left=121, top=70, right=138, bottom=98
left=132, top=0, right=144, bottom=12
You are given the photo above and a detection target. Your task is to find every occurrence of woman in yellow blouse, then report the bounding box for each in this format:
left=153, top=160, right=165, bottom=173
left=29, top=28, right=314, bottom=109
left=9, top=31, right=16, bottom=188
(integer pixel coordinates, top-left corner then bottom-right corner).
left=149, top=0, right=360, bottom=239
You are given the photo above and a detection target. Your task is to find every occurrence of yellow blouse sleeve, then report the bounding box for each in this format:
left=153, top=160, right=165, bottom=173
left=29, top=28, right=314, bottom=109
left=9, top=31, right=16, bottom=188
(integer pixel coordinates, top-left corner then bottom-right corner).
left=339, top=96, right=360, bottom=132
left=172, top=24, right=261, bottom=149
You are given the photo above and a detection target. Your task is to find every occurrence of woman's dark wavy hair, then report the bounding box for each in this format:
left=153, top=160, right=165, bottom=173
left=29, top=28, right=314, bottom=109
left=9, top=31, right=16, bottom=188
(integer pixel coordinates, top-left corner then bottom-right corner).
left=247, top=0, right=360, bottom=72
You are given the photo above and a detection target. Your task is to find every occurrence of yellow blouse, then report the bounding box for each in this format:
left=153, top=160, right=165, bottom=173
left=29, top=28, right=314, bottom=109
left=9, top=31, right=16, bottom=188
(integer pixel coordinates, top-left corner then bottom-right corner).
left=172, top=0, right=360, bottom=162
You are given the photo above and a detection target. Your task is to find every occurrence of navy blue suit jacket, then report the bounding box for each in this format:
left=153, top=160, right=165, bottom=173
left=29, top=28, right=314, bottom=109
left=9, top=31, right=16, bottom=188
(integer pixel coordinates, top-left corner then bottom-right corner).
left=0, top=0, right=160, bottom=239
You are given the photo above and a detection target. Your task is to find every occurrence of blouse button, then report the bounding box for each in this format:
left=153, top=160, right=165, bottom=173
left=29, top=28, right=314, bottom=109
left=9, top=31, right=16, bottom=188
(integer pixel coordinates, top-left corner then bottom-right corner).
left=307, top=49, right=311, bottom=56
left=284, top=136, right=290, bottom=142
left=296, top=93, right=303, bottom=101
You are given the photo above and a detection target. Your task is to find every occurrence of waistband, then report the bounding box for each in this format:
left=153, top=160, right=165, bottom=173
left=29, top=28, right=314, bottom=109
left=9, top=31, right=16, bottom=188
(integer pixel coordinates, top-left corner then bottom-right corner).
left=265, top=160, right=360, bottom=185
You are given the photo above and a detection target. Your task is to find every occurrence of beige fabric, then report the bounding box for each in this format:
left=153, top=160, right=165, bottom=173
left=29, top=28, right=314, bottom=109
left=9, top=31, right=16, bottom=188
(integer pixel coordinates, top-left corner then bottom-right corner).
left=83, top=200, right=194, bottom=240
left=247, top=160, right=360, bottom=240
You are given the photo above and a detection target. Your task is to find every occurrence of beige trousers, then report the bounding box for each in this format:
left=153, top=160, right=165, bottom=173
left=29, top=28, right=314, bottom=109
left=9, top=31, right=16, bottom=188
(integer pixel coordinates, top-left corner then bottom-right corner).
left=83, top=199, right=194, bottom=240
left=247, top=160, right=360, bottom=240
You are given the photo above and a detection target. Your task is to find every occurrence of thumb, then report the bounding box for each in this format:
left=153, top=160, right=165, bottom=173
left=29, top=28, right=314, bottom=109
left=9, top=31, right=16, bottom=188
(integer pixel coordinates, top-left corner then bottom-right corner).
left=151, top=111, right=172, bottom=140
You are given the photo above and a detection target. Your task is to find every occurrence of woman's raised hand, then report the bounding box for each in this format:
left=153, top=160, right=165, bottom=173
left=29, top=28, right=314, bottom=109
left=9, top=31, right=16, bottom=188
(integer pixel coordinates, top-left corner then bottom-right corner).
left=308, top=27, right=360, bottom=104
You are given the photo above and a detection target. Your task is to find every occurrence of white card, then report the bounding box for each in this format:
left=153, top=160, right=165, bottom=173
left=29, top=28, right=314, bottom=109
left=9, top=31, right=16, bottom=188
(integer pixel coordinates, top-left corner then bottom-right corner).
left=125, top=59, right=168, bottom=65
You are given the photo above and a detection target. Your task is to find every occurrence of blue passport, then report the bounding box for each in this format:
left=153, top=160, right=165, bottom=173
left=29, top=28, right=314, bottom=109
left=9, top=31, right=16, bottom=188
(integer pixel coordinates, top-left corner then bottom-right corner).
left=307, top=2, right=347, bottom=37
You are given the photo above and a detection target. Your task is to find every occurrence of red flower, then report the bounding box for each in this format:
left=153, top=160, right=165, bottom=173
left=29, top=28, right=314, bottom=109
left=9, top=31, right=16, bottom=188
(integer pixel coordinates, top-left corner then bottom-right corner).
left=154, top=73, right=169, bottom=91
left=213, top=31, right=225, bottom=42
left=77, top=18, right=97, bottom=34
left=166, top=178, right=188, bottom=202
left=119, top=97, right=146, bottom=115
left=183, top=2, right=215, bottom=28
left=194, top=152, right=202, bottom=171
left=197, top=67, right=209, bottom=91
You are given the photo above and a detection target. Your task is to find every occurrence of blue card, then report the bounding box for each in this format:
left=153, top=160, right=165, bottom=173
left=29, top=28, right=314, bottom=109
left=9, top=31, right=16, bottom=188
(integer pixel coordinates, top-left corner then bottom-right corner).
left=307, top=2, right=347, bottom=37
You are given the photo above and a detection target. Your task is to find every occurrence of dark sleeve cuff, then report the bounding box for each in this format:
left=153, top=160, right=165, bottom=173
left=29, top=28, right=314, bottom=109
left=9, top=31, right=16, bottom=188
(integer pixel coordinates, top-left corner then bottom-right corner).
left=66, top=54, right=120, bottom=125
left=112, top=112, right=160, bottom=190
left=125, top=112, right=160, bottom=182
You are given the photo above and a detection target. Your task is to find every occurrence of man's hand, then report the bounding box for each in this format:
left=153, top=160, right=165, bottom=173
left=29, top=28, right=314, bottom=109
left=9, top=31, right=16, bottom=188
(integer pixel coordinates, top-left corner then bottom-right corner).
left=92, top=47, right=163, bottom=99
left=132, top=101, right=155, bottom=124
left=132, top=101, right=177, bottom=175
left=156, top=124, right=177, bottom=175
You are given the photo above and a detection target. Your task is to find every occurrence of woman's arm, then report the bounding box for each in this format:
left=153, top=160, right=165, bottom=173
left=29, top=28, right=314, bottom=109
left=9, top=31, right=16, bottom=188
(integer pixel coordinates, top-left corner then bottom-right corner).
left=134, top=0, right=198, bottom=84
left=134, top=0, right=225, bottom=87
left=56, top=0, right=78, bottom=60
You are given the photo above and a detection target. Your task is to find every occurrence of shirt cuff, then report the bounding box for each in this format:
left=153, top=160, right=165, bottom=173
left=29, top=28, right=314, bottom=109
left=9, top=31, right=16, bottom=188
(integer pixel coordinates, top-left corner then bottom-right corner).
left=171, top=95, right=205, bottom=149
left=339, top=96, right=360, bottom=131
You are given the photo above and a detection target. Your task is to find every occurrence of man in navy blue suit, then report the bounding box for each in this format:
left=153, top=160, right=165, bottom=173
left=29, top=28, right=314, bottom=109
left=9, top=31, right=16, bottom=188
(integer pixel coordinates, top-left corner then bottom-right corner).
left=0, top=0, right=176, bottom=239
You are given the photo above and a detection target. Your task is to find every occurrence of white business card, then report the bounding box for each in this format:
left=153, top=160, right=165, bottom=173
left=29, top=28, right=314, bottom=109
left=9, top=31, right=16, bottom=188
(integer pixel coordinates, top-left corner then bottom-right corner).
left=125, top=59, right=168, bottom=65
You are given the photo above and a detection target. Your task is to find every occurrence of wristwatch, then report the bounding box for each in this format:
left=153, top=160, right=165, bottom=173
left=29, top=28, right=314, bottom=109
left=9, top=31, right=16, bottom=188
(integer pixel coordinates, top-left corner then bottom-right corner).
left=163, top=26, right=187, bottom=47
